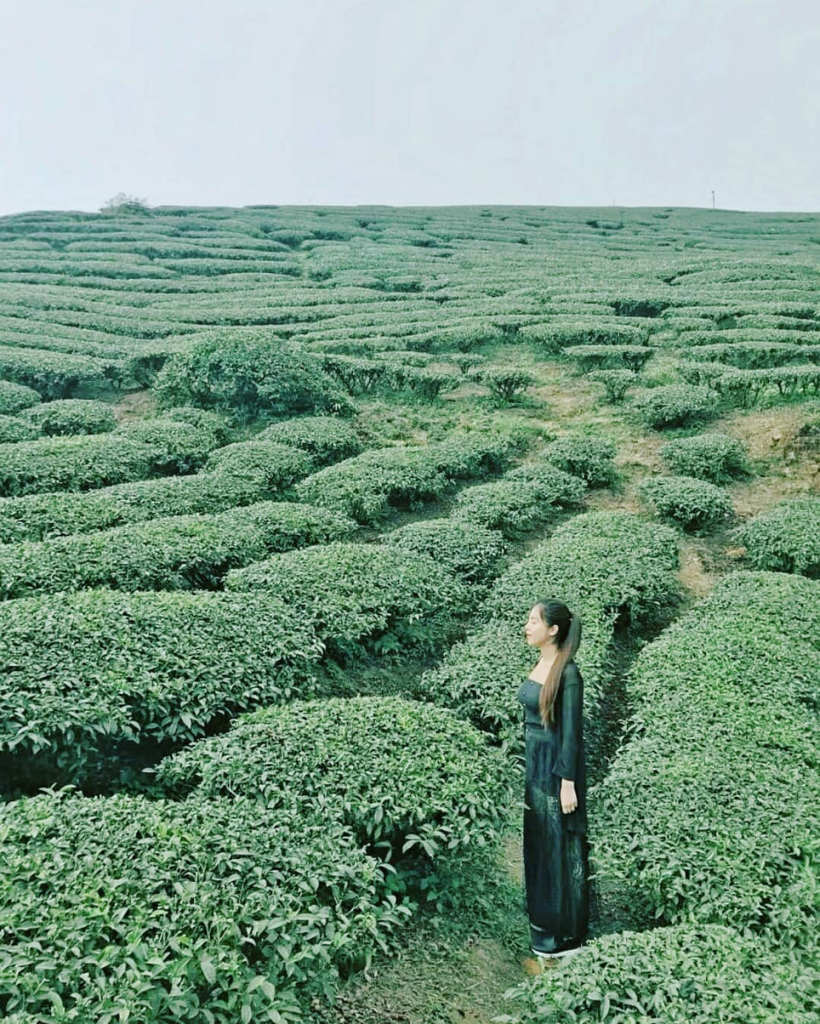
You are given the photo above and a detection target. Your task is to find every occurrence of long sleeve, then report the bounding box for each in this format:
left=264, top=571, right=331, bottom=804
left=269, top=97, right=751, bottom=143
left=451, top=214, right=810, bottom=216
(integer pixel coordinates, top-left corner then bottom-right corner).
left=551, top=670, right=582, bottom=782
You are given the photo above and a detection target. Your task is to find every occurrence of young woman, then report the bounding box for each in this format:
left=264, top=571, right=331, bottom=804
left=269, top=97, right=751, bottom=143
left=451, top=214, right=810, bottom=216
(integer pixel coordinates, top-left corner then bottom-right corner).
left=518, top=598, right=590, bottom=958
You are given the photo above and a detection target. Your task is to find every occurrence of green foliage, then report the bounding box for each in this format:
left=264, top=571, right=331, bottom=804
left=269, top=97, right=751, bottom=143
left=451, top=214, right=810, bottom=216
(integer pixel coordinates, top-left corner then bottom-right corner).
left=258, top=414, right=362, bottom=465
left=19, top=398, right=117, bottom=436
left=293, top=431, right=524, bottom=525
left=154, top=695, right=517, bottom=908
left=564, top=343, right=656, bottom=373
left=0, top=346, right=119, bottom=398
left=153, top=332, right=354, bottom=422
left=0, top=465, right=280, bottom=543
left=592, top=571, right=820, bottom=953
left=0, top=415, right=39, bottom=443
left=587, top=368, right=638, bottom=402
left=495, top=923, right=818, bottom=1024
left=381, top=518, right=508, bottom=584
left=628, top=384, right=719, bottom=429
left=659, top=432, right=753, bottom=484
left=0, top=588, right=323, bottom=790
left=225, top=540, right=471, bottom=663
left=203, top=440, right=314, bottom=489
left=0, top=380, right=41, bottom=415
left=0, top=501, right=357, bottom=599
left=541, top=434, right=618, bottom=488
left=521, top=321, right=648, bottom=355
left=638, top=474, right=735, bottom=533
left=729, top=497, right=820, bottom=577
left=451, top=464, right=586, bottom=538
left=468, top=366, right=536, bottom=402
left=0, top=789, right=407, bottom=1022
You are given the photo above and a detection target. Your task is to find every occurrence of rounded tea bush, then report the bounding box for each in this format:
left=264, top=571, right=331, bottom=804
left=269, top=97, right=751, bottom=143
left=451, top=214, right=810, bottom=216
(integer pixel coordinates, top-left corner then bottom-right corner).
left=203, top=440, right=314, bottom=489
left=382, top=518, right=508, bottom=584
left=0, top=415, right=39, bottom=443
left=628, top=384, right=719, bottom=429
left=659, top=432, right=753, bottom=484
left=0, top=380, right=41, bottom=416
left=19, top=398, right=117, bottom=436
left=729, top=497, right=820, bottom=577
left=258, top=414, right=362, bottom=465
left=541, top=434, right=618, bottom=488
left=638, top=474, right=734, bottom=533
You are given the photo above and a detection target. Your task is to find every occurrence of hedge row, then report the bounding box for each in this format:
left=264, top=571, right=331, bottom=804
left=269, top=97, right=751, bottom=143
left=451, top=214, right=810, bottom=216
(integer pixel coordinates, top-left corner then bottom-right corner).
left=416, top=511, right=681, bottom=766
left=679, top=362, right=820, bottom=407
left=225, top=540, right=471, bottom=663
left=729, top=497, right=820, bottom=577
left=0, top=419, right=220, bottom=497
left=679, top=340, right=820, bottom=370
left=0, top=344, right=121, bottom=397
left=293, top=430, right=527, bottom=524
left=520, top=321, right=649, bottom=354
left=0, top=789, right=409, bottom=1022
left=153, top=695, right=517, bottom=907
left=0, top=588, right=324, bottom=792
left=591, top=571, right=819, bottom=952
left=0, top=380, right=41, bottom=415
left=0, top=501, right=357, bottom=600
left=0, top=461, right=283, bottom=543
left=564, top=343, right=656, bottom=373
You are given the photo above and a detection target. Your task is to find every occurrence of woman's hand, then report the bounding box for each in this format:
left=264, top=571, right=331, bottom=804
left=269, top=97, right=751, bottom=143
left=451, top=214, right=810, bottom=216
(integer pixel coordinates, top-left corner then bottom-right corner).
left=560, top=780, right=577, bottom=814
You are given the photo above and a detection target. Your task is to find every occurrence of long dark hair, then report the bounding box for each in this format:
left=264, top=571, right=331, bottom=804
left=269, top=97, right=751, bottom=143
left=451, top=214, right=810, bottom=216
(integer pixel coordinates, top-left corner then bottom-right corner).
left=532, top=599, right=582, bottom=729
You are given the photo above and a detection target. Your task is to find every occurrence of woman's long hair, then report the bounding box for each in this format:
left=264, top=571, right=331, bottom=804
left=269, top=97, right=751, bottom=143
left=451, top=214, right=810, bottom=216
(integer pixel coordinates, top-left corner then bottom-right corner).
left=533, top=599, right=582, bottom=729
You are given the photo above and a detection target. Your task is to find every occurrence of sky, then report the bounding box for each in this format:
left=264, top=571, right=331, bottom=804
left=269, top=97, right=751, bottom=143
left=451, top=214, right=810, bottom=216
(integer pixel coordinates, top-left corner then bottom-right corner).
left=2, top=0, right=818, bottom=216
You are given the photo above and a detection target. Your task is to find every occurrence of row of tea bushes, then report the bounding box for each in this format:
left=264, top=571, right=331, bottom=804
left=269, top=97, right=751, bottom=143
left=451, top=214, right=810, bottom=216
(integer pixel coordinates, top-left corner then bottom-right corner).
left=16, top=397, right=118, bottom=436
left=730, top=497, right=820, bottom=577
left=0, top=501, right=357, bottom=600
left=0, top=789, right=410, bottom=1023
left=152, top=695, right=517, bottom=911
left=0, top=456, right=287, bottom=542
left=293, top=430, right=528, bottom=524
left=496, top=922, right=817, bottom=1024
left=626, top=383, right=720, bottom=429
left=679, top=361, right=820, bottom=408
left=591, top=570, right=818, bottom=955
left=637, top=475, right=735, bottom=534
left=225, top=540, right=472, bottom=664
left=0, top=418, right=220, bottom=497
left=519, top=321, right=650, bottom=353
left=563, top=343, right=656, bottom=373
left=679, top=340, right=820, bottom=370
left=0, top=588, right=324, bottom=793
left=0, top=343, right=121, bottom=397
left=417, top=511, right=681, bottom=772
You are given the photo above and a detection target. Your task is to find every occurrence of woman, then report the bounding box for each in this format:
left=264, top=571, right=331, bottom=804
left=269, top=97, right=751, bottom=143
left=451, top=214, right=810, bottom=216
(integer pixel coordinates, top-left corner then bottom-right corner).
left=517, top=598, right=590, bottom=958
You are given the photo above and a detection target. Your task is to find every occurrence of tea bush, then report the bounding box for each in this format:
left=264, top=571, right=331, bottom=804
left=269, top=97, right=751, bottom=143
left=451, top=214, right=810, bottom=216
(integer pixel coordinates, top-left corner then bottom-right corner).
left=202, top=440, right=314, bottom=489
left=638, top=474, right=734, bottom=533
left=225, top=540, right=471, bottom=662
left=729, top=497, right=820, bottom=577
left=0, top=415, right=39, bottom=443
left=0, top=588, right=323, bottom=790
left=0, top=501, right=357, bottom=599
left=0, top=789, right=407, bottom=1022
left=564, top=343, right=655, bottom=373
left=0, top=380, right=41, bottom=415
left=541, top=435, right=618, bottom=488
left=468, top=367, right=536, bottom=402
left=495, top=922, right=818, bottom=1024
left=381, top=518, right=508, bottom=584
left=0, top=345, right=118, bottom=397
left=627, top=384, right=719, bottom=429
left=451, top=465, right=586, bottom=538
left=592, top=571, right=820, bottom=952
left=258, top=414, right=362, bottom=465
left=587, top=368, right=637, bottom=402
left=659, top=432, right=753, bottom=484
left=294, top=431, right=524, bottom=525
left=153, top=332, right=354, bottom=421
left=0, top=466, right=280, bottom=543
left=521, top=321, right=648, bottom=355
left=153, top=695, right=517, bottom=908
left=19, top=398, right=117, bottom=436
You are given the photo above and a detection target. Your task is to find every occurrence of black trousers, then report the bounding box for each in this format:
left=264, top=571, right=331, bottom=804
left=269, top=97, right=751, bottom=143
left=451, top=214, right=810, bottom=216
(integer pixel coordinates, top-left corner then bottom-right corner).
left=523, top=729, right=590, bottom=953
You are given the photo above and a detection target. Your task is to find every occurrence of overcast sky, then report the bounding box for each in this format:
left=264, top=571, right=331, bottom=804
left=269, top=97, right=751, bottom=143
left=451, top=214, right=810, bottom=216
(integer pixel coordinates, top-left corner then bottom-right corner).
left=2, top=0, right=818, bottom=216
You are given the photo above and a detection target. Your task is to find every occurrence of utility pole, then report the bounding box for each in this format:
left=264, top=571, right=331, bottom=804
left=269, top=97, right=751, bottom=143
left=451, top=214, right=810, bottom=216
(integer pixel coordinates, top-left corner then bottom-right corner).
left=711, top=190, right=716, bottom=210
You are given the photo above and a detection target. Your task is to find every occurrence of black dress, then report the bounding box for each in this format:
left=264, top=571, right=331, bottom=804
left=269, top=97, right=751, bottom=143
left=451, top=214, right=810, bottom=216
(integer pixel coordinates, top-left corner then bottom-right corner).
left=517, top=660, right=590, bottom=953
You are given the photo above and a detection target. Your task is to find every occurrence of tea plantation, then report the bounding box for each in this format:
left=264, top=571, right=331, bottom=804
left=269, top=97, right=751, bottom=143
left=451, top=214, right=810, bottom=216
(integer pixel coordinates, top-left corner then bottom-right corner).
left=0, top=204, right=817, bottom=1023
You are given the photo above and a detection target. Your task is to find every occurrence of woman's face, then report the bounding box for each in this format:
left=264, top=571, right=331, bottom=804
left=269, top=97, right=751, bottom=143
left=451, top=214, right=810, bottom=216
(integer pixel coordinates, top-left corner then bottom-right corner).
left=524, top=605, right=556, bottom=648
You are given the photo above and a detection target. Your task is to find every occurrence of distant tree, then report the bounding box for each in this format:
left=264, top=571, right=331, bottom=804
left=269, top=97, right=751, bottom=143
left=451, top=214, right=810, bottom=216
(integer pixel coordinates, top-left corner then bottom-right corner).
left=100, top=192, right=150, bottom=214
